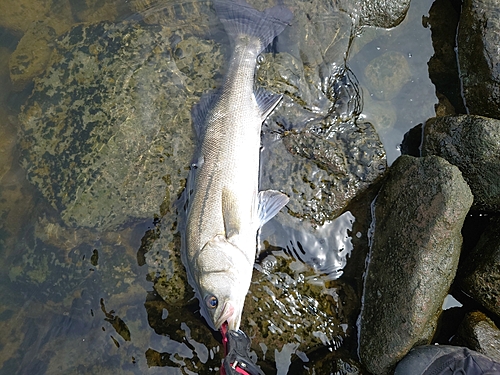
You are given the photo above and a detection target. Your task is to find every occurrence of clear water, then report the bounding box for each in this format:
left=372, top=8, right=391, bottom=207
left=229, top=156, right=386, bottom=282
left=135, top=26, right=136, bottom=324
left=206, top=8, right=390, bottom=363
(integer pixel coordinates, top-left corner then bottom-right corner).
left=0, top=0, right=436, bottom=373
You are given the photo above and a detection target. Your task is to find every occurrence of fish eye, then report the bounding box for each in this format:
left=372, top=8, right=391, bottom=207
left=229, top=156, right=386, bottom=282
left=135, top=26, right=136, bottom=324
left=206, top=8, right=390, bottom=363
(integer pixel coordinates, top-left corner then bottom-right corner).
left=205, top=295, right=218, bottom=309
left=257, top=54, right=265, bottom=64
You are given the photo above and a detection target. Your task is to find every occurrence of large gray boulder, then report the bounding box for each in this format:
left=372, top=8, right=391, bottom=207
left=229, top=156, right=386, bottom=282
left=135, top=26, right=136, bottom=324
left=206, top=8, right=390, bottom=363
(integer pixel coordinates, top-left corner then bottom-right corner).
left=359, top=155, right=473, bottom=375
left=459, top=217, right=500, bottom=319
left=422, top=115, right=500, bottom=212
left=458, top=0, right=500, bottom=119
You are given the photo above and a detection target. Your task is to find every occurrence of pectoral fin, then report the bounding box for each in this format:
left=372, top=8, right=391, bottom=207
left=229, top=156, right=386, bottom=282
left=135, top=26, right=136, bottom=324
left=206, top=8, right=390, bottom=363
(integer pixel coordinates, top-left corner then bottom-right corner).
left=254, top=88, right=282, bottom=120
left=257, top=190, right=289, bottom=228
left=222, top=188, right=241, bottom=239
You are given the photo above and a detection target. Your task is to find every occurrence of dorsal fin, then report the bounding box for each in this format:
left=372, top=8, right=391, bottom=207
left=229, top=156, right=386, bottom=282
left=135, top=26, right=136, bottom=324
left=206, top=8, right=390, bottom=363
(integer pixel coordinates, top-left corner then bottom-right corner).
left=191, top=90, right=219, bottom=140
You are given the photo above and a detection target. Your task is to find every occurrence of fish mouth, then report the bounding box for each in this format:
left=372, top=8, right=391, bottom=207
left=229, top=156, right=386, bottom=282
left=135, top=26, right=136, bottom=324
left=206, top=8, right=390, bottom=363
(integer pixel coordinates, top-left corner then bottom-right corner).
left=215, top=301, right=235, bottom=329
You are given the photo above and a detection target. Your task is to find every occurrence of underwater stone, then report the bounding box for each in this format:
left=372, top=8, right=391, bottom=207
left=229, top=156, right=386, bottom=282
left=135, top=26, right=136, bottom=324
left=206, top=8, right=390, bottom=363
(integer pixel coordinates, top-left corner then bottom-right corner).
left=18, top=21, right=223, bottom=230
left=9, top=21, right=57, bottom=91
left=261, top=120, right=386, bottom=225
left=0, top=0, right=72, bottom=36
left=364, top=51, right=411, bottom=101
left=338, top=0, right=410, bottom=28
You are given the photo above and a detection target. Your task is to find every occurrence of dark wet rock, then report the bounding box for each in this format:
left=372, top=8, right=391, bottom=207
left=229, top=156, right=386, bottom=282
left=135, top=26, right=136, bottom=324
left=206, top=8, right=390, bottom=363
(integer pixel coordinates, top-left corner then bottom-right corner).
left=426, top=0, right=464, bottom=113
left=359, top=155, right=473, bottom=375
left=434, top=92, right=457, bottom=117
left=18, top=21, right=221, bottom=230
left=363, top=51, right=411, bottom=101
left=257, top=1, right=355, bottom=123
left=400, top=123, right=422, bottom=157
left=257, top=35, right=383, bottom=220
left=458, top=0, right=500, bottom=119
left=459, top=217, right=500, bottom=319
left=452, top=311, right=500, bottom=362
left=338, top=0, right=410, bottom=28
left=422, top=115, right=500, bottom=212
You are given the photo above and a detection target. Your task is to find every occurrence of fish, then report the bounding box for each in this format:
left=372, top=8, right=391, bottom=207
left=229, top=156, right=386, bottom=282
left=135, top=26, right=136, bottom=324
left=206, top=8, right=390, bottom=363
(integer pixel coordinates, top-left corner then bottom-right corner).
left=182, top=0, right=293, bottom=331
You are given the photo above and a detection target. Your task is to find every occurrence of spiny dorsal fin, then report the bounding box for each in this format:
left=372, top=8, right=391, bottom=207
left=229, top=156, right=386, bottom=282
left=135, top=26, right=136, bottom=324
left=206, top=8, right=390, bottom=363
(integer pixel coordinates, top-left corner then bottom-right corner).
left=191, top=90, right=218, bottom=140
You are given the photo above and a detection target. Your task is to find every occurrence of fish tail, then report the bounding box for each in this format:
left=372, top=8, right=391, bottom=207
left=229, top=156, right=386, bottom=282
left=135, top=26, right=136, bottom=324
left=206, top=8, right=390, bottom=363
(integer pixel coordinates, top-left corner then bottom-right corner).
left=213, top=0, right=293, bottom=54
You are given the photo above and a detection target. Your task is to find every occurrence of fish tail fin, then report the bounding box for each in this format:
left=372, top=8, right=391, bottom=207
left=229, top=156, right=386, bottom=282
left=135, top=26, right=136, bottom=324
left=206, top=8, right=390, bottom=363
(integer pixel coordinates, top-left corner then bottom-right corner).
left=214, top=0, right=293, bottom=53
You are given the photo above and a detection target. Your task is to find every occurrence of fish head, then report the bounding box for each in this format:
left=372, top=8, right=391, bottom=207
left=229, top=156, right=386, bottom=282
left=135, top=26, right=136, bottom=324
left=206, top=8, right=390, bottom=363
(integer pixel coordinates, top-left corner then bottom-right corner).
left=194, top=234, right=253, bottom=331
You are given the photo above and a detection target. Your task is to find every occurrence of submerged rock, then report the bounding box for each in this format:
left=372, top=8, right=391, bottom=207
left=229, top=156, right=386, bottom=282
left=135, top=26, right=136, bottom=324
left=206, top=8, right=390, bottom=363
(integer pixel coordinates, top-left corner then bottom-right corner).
left=0, top=0, right=72, bottom=36
left=261, top=120, right=386, bottom=225
left=242, top=252, right=358, bottom=366
left=363, top=50, right=412, bottom=101
left=9, top=21, right=59, bottom=91
left=18, top=21, right=221, bottom=230
left=422, top=115, right=500, bottom=212
left=7, top=216, right=141, bottom=303
left=452, top=311, right=500, bottom=362
left=359, top=155, right=473, bottom=375
left=458, top=0, right=500, bottom=119
left=338, top=0, right=410, bottom=28
left=459, top=217, right=500, bottom=319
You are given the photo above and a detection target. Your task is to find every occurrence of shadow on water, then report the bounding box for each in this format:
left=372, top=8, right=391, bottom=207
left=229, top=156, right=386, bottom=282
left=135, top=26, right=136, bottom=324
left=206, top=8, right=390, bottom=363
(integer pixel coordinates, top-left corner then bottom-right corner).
left=0, top=0, right=438, bottom=373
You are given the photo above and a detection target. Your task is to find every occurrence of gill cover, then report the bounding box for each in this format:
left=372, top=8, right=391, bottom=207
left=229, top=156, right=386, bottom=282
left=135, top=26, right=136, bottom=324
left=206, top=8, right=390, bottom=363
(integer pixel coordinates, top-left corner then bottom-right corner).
left=194, top=234, right=252, bottom=329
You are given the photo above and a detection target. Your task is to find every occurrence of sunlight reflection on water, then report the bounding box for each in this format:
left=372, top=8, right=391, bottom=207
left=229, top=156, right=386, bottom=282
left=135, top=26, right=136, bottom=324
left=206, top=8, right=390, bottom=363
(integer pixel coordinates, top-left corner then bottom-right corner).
left=260, top=211, right=355, bottom=280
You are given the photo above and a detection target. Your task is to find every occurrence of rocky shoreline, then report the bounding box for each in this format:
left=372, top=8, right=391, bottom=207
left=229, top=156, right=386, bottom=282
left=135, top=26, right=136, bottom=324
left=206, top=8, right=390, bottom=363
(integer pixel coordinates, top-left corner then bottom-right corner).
left=1, top=0, right=500, bottom=373
left=358, top=0, right=500, bottom=373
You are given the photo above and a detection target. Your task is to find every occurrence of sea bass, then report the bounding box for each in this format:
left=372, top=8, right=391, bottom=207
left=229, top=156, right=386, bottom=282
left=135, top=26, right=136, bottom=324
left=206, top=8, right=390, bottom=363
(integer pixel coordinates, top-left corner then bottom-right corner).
left=183, top=0, right=292, bottom=331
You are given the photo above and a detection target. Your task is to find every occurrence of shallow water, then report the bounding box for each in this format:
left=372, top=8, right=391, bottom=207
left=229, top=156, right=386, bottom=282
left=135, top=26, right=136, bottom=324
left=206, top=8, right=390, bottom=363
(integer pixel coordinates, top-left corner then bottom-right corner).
left=0, top=0, right=436, bottom=373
